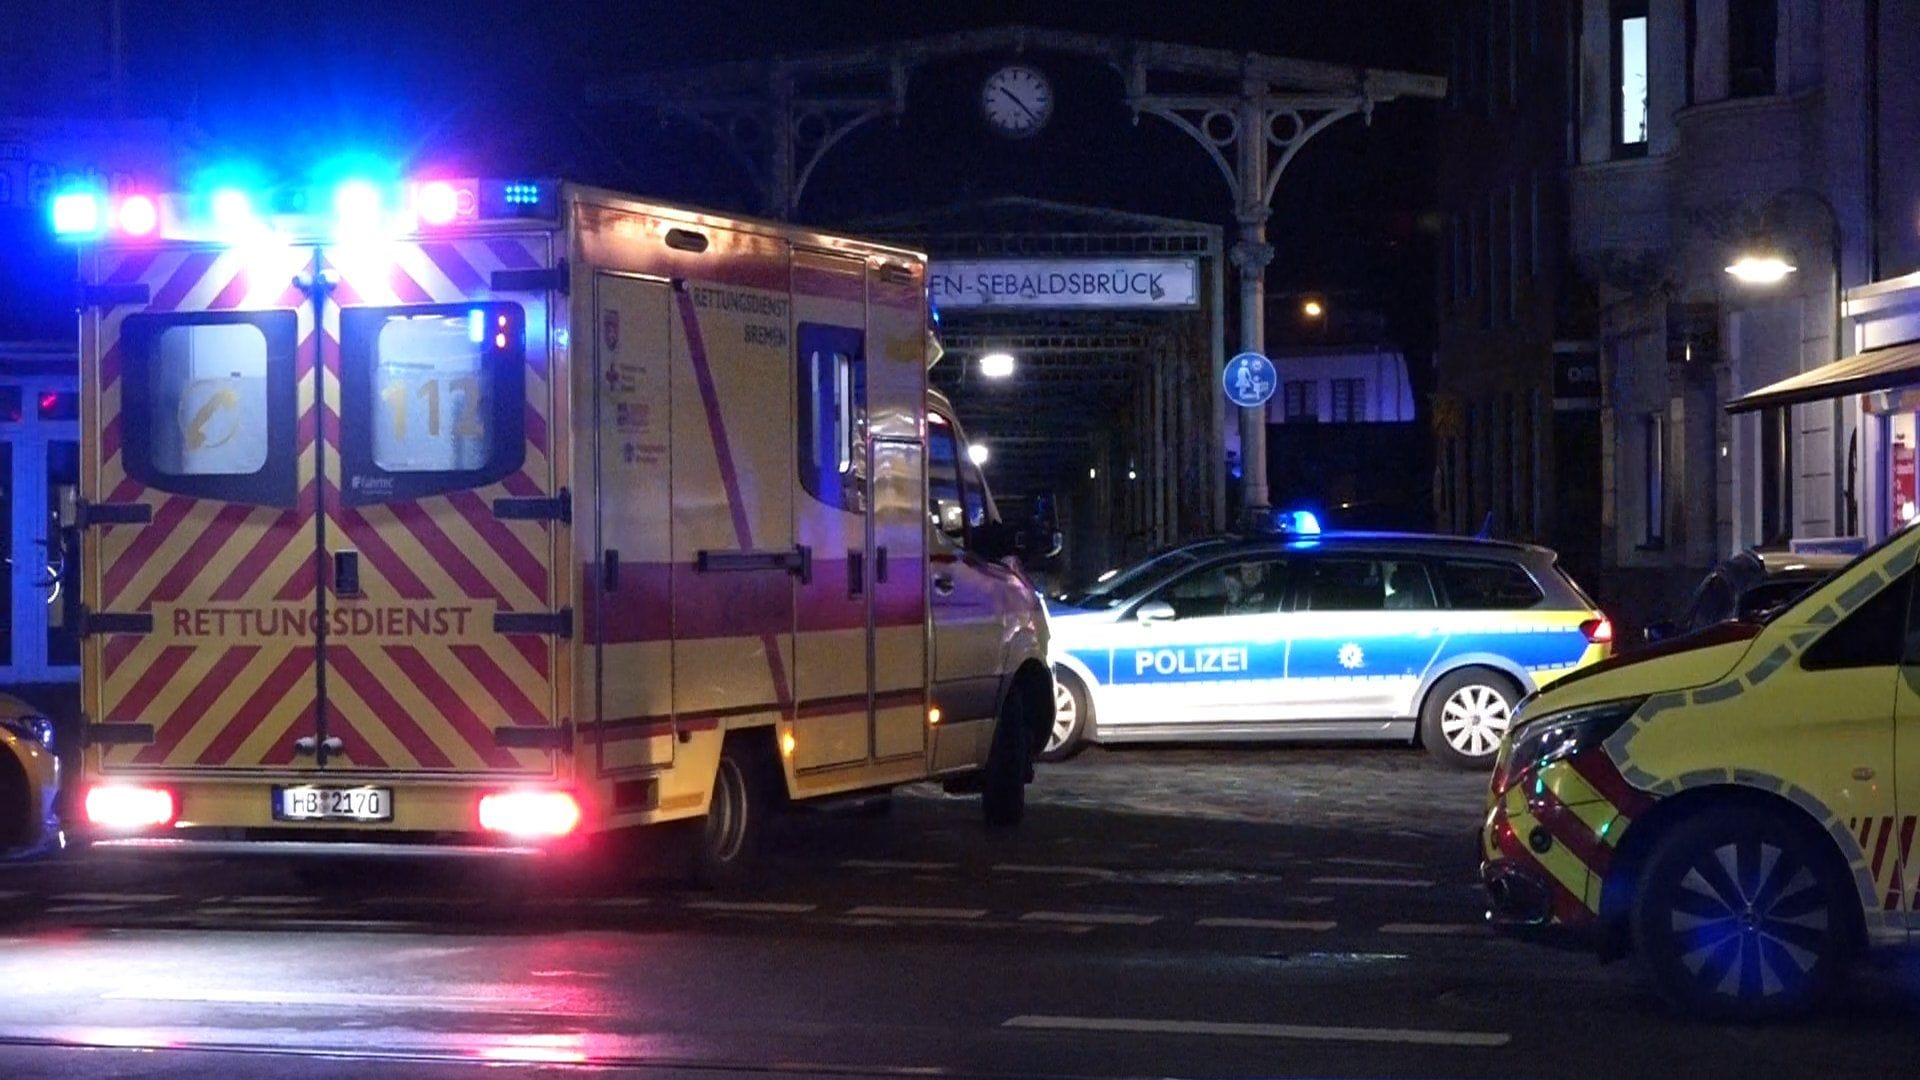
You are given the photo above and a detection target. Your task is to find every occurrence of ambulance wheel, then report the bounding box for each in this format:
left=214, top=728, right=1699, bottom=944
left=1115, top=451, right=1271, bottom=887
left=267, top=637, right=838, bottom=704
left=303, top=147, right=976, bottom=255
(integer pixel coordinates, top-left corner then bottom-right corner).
left=1630, top=807, right=1850, bottom=1020
left=1039, top=669, right=1090, bottom=763
left=693, top=739, right=777, bottom=888
left=1420, top=668, right=1519, bottom=770
left=981, top=697, right=1029, bottom=830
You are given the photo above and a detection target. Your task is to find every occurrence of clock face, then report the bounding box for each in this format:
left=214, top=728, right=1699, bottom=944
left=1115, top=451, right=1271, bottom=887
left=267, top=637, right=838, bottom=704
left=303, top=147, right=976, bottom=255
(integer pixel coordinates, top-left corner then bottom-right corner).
left=982, top=64, right=1053, bottom=138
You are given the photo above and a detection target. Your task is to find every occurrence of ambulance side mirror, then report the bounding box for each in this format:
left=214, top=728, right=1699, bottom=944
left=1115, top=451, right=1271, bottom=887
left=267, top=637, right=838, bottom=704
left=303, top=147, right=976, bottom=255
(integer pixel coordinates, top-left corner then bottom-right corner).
left=1136, top=601, right=1177, bottom=624
left=971, top=520, right=1021, bottom=562
left=935, top=500, right=967, bottom=539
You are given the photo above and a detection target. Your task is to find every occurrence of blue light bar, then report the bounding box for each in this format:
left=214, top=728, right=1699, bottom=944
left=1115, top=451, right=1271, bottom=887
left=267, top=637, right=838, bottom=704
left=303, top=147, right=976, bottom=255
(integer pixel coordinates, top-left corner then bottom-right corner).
left=502, top=182, right=541, bottom=206
left=51, top=190, right=104, bottom=237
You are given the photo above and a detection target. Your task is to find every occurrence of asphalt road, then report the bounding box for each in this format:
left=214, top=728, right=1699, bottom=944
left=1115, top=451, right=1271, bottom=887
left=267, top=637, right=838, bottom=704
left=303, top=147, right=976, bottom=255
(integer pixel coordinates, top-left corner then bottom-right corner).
left=1, top=746, right=1917, bottom=1080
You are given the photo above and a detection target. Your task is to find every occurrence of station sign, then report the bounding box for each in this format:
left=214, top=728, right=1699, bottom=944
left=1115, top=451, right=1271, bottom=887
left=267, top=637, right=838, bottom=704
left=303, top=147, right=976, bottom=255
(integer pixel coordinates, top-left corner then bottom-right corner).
left=928, top=257, right=1200, bottom=310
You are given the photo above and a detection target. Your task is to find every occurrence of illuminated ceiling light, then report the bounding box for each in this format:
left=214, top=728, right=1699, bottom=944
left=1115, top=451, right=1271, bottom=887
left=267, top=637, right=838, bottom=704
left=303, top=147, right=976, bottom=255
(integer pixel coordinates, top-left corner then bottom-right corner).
left=1127, top=468, right=1138, bottom=481
left=968, top=443, right=991, bottom=466
left=1088, top=467, right=1097, bottom=479
left=1725, top=255, right=1797, bottom=285
left=1301, top=298, right=1325, bottom=318
left=117, top=195, right=158, bottom=237
left=978, top=351, right=1016, bottom=379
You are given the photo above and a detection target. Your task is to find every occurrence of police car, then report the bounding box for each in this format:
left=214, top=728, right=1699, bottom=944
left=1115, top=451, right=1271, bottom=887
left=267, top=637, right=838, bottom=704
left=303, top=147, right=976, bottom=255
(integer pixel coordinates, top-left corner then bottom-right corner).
left=1044, top=519, right=1612, bottom=768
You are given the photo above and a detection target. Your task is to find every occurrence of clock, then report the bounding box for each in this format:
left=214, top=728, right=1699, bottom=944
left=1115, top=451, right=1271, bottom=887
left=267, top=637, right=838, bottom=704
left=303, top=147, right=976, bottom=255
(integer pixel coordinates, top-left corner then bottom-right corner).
left=982, top=64, right=1053, bottom=138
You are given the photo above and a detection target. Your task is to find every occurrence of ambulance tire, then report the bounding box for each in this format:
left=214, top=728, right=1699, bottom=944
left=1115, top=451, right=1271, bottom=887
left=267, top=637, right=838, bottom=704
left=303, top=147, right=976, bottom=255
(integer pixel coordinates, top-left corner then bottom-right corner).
left=1039, top=669, right=1090, bottom=763
left=981, top=697, right=1029, bottom=830
left=692, top=739, right=778, bottom=889
left=1419, top=668, right=1520, bottom=770
left=1630, top=806, right=1850, bottom=1021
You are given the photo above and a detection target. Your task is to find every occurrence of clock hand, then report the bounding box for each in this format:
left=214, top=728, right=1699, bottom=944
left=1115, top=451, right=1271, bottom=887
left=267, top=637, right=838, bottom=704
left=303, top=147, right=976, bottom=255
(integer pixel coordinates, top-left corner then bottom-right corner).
left=998, top=86, right=1041, bottom=123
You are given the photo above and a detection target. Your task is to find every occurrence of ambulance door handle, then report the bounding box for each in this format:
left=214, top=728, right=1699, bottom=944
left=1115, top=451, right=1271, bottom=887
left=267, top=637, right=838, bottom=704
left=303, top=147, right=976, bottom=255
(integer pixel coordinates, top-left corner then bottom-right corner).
left=333, top=550, right=361, bottom=597
left=875, top=546, right=889, bottom=584
left=603, top=549, right=621, bottom=592
left=848, top=550, right=865, bottom=599
left=932, top=573, right=955, bottom=596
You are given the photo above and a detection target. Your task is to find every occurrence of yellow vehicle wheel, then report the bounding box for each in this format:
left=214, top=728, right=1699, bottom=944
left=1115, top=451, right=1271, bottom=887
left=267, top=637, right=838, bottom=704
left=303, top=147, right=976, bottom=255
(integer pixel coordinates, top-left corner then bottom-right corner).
left=693, top=738, right=778, bottom=888
left=1630, top=806, right=1851, bottom=1020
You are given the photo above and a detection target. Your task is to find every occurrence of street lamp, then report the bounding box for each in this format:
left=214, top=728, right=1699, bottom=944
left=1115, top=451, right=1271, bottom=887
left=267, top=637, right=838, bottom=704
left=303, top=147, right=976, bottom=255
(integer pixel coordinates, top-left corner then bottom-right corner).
left=1301, top=298, right=1325, bottom=319
left=978, top=351, right=1016, bottom=379
left=968, top=442, right=990, bottom=466
left=1724, top=255, right=1797, bottom=285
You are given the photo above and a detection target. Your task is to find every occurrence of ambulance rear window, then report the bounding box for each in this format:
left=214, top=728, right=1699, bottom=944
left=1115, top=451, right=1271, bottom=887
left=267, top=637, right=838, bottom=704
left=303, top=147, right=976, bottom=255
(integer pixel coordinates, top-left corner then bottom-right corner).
left=338, top=303, right=527, bottom=505
left=120, top=309, right=301, bottom=508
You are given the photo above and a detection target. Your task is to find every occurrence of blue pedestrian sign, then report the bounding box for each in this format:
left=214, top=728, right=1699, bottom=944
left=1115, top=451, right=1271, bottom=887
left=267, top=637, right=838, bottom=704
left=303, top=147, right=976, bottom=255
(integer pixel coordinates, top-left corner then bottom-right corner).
left=1223, top=352, right=1277, bottom=408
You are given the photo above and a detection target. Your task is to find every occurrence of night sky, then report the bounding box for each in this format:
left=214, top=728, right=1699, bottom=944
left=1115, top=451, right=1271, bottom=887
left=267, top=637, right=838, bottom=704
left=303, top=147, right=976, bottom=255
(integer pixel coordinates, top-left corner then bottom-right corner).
left=3, top=0, right=1443, bottom=342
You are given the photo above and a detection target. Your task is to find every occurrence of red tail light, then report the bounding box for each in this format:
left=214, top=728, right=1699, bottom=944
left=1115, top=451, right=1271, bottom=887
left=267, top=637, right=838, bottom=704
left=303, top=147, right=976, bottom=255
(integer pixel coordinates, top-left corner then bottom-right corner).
left=85, top=785, right=177, bottom=830
left=1580, top=617, right=1615, bottom=645
left=478, top=790, right=581, bottom=839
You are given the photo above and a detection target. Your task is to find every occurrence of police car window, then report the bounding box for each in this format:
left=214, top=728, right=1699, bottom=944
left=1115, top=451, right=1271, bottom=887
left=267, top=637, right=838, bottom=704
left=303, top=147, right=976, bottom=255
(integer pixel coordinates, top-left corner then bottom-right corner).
left=1057, top=547, right=1207, bottom=609
left=1437, top=559, right=1545, bottom=609
left=1152, top=558, right=1287, bottom=619
left=1301, top=558, right=1393, bottom=611
left=121, top=310, right=300, bottom=508
left=1382, top=561, right=1438, bottom=610
left=338, top=304, right=526, bottom=506
left=1804, top=569, right=1912, bottom=671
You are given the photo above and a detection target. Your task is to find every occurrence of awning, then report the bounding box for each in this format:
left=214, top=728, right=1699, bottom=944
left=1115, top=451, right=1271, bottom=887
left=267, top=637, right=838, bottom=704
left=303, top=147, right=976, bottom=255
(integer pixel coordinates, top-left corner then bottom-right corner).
left=1727, top=341, right=1920, bottom=413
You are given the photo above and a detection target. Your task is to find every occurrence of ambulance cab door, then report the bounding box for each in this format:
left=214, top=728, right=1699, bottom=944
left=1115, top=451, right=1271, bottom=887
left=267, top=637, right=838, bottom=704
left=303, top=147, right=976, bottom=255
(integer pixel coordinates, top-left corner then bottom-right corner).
left=926, top=408, right=1010, bottom=765
left=587, top=271, right=676, bottom=772
left=865, top=262, right=929, bottom=764
left=85, top=241, right=323, bottom=776
left=320, top=236, right=561, bottom=776
left=792, top=250, right=873, bottom=771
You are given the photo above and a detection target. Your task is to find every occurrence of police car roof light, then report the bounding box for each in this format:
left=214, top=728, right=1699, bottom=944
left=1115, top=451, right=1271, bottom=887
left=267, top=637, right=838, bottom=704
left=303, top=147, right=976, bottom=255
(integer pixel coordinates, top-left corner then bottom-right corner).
left=1235, top=506, right=1321, bottom=537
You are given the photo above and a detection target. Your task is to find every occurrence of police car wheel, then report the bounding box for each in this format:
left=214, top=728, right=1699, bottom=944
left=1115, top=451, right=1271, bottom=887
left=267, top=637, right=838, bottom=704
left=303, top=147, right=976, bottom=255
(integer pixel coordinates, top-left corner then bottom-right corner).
left=1040, top=670, right=1089, bottom=762
left=1631, top=807, right=1848, bottom=1020
left=1420, top=669, right=1517, bottom=769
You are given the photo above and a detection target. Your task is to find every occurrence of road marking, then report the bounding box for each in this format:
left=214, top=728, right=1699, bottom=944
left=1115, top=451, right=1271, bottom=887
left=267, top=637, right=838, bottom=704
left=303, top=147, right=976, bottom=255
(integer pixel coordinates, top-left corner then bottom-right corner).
left=1324, top=855, right=1423, bottom=870
left=1195, top=917, right=1337, bottom=932
left=590, top=897, right=653, bottom=908
left=1020, top=910, right=1159, bottom=926
left=225, top=895, right=321, bottom=905
left=992, top=863, right=1117, bottom=879
left=1378, top=922, right=1489, bottom=936
left=1002, top=1014, right=1509, bottom=1049
left=43, top=903, right=133, bottom=915
left=845, top=905, right=987, bottom=920
left=840, top=859, right=954, bottom=872
left=1308, top=876, right=1435, bottom=888
left=0, top=891, right=24, bottom=901
left=685, top=900, right=815, bottom=914
left=51, top=892, right=176, bottom=904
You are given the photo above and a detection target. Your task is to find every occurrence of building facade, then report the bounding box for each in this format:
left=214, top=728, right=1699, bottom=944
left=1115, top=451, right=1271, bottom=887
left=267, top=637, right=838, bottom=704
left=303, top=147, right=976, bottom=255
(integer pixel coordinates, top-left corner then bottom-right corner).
left=1433, top=1, right=1604, bottom=588
left=1566, top=0, right=1920, bottom=625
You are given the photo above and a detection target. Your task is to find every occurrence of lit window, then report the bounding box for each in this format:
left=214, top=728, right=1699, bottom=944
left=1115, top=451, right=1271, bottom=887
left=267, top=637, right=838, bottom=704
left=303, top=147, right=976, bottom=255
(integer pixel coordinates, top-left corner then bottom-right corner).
left=1615, top=6, right=1649, bottom=151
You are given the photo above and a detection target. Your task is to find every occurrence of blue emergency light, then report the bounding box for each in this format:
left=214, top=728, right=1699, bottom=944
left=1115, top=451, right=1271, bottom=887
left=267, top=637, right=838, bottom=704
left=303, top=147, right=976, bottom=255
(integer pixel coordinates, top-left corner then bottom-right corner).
left=51, top=190, right=104, bottom=237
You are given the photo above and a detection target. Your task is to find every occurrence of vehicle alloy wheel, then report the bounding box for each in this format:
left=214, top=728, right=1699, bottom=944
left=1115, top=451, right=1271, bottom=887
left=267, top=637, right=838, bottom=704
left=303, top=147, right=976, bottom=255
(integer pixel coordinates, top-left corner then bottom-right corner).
left=1039, top=670, right=1089, bottom=762
left=1441, top=685, right=1511, bottom=760
left=1420, top=669, right=1518, bottom=769
left=1632, top=808, right=1847, bottom=1019
left=692, top=741, right=772, bottom=888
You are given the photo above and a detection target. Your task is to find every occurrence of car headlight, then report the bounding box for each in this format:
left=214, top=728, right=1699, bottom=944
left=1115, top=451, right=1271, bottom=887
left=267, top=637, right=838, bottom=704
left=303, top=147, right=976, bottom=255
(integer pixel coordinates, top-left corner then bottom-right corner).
left=0, top=714, right=56, bottom=751
left=1496, top=697, right=1645, bottom=791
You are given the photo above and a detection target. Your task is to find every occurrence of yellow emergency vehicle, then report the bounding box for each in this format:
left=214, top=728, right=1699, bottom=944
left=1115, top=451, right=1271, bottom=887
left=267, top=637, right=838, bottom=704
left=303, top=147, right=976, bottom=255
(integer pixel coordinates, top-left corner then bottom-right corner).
left=51, top=176, right=1054, bottom=880
left=1483, top=521, right=1920, bottom=1018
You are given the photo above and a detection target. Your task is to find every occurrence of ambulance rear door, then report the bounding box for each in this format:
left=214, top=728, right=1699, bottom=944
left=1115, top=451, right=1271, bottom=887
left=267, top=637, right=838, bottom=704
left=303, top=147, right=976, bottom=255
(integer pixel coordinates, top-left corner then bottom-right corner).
left=320, top=234, right=562, bottom=776
left=84, top=240, right=324, bottom=776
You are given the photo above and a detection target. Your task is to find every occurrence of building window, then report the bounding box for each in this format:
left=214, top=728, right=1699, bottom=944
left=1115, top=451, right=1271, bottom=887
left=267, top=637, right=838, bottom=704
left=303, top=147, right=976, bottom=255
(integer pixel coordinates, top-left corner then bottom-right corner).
left=1642, top=411, right=1666, bottom=547
left=1728, top=0, right=1778, bottom=99
left=1613, top=2, right=1649, bottom=155
left=1761, top=406, right=1793, bottom=543
left=1283, top=380, right=1318, bottom=423
left=1330, top=378, right=1365, bottom=423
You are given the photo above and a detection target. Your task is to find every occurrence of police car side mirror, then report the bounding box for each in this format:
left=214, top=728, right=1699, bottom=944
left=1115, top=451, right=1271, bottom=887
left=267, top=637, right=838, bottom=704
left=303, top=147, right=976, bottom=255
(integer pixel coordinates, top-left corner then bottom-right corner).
left=1136, top=601, right=1176, bottom=624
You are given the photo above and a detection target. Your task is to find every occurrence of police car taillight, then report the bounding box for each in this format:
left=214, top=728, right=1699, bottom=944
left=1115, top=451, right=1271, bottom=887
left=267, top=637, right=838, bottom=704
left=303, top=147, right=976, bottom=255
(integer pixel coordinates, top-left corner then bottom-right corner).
left=1580, top=617, right=1614, bottom=645
left=85, top=784, right=177, bottom=831
left=478, top=790, right=581, bottom=839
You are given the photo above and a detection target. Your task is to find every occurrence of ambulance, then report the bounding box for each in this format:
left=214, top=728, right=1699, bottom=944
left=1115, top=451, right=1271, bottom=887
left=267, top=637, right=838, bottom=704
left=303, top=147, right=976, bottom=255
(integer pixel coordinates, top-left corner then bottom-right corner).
left=50, top=176, right=1054, bottom=880
left=1483, top=519, right=1920, bottom=1018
